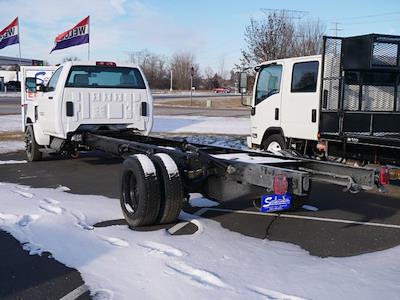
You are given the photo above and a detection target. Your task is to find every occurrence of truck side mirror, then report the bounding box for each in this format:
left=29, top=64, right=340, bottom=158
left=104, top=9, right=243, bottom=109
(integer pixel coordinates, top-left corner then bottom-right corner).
left=239, top=72, right=248, bottom=94
left=239, top=72, right=251, bottom=107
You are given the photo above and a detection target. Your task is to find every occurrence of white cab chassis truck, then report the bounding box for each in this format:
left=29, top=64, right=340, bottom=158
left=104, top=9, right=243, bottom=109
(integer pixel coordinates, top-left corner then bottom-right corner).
left=22, top=61, right=153, bottom=161
left=21, top=60, right=386, bottom=228
left=243, top=34, right=400, bottom=166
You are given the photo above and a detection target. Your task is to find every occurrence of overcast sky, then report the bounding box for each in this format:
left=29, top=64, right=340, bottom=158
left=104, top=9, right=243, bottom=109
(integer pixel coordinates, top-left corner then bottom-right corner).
left=0, top=0, right=399, bottom=74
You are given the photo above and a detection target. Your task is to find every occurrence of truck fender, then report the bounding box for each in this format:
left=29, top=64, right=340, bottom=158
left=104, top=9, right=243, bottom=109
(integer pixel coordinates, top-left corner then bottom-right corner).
left=31, top=122, right=50, bottom=146
left=261, top=127, right=285, bottom=144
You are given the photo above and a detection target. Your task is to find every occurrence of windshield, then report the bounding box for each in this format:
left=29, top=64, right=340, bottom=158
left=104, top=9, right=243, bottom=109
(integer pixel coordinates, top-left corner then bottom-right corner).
left=65, top=66, right=146, bottom=89
left=255, top=65, right=282, bottom=105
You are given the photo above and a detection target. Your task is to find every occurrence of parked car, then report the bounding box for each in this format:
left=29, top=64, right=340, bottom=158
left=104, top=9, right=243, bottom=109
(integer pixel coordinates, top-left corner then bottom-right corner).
left=5, top=81, right=21, bottom=92
left=213, top=87, right=231, bottom=93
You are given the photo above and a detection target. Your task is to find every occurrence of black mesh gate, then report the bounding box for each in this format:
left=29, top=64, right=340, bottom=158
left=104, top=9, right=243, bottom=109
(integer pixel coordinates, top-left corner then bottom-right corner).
left=319, top=35, right=400, bottom=148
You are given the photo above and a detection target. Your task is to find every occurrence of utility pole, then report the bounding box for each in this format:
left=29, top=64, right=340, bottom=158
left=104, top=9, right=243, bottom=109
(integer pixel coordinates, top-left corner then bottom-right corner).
left=190, top=66, right=194, bottom=106
left=330, top=22, right=343, bottom=37
left=170, top=70, right=173, bottom=92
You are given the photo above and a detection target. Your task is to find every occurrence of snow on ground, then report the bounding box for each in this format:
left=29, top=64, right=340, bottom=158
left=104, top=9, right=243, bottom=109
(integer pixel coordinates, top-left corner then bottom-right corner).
left=0, top=114, right=250, bottom=136
left=211, top=153, right=290, bottom=164
left=153, top=115, right=249, bottom=135
left=189, top=194, right=219, bottom=208
left=0, top=140, right=24, bottom=154
left=159, top=134, right=248, bottom=150
left=0, top=182, right=399, bottom=300
left=0, top=160, right=27, bottom=165
left=0, top=115, right=21, bottom=133
left=0, top=92, right=20, bottom=98
left=0, top=114, right=249, bottom=155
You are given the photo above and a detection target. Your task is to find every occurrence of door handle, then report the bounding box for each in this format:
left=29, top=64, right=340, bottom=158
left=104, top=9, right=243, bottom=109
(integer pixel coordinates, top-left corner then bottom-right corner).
left=275, top=108, right=279, bottom=120
left=48, top=96, right=53, bottom=100
left=312, top=109, right=317, bottom=123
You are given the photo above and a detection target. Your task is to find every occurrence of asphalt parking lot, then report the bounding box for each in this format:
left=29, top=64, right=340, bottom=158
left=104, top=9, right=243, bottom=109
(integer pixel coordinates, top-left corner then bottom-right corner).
left=1, top=149, right=400, bottom=299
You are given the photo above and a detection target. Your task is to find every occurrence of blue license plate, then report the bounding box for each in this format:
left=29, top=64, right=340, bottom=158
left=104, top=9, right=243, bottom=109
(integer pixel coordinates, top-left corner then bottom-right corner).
left=260, top=193, right=292, bottom=213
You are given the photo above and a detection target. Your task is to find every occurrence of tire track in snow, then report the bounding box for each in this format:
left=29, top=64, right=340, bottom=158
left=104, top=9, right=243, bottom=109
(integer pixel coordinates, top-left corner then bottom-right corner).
left=166, top=261, right=227, bottom=288
left=99, top=236, right=130, bottom=247
left=248, top=286, right=306, bottom=300
left=13, top=190, right=34, bottom=198
left=138, top=241, right=187, bottom=257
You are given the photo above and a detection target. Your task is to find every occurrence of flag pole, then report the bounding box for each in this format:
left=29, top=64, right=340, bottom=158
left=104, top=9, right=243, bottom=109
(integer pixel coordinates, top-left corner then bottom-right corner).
left=17, top=17, right=22, bottom=81
left=87, top=16, right=90, bottom=60
left=16, top=17, right=25, bottom=132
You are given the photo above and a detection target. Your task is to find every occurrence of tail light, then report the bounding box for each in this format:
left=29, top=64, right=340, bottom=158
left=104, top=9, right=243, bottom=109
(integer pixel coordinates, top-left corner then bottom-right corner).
left=273, top=174, right=288, bottom=195
left=380, top=167, right=390, bottom=185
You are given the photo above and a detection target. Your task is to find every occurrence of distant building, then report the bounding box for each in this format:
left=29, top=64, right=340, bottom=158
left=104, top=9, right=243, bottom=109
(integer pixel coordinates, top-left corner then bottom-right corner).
left=0, top=55, right=44, bottom=67
left=0, top=55, right=44, bottom=91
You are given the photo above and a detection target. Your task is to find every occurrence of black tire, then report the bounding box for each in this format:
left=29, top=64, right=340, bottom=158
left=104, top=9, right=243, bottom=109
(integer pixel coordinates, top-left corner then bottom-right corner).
left=120, top=155, right=161, bottom=227
left=262, top=134, right=286, bottom=153
left=151, top=153, right=184, bottom=224
left=25, top=125, right=42, bottom=162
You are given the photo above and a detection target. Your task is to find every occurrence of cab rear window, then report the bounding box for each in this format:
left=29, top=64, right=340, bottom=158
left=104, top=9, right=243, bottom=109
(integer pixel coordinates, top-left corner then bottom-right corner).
left=65, top=66, right=146, bottom=89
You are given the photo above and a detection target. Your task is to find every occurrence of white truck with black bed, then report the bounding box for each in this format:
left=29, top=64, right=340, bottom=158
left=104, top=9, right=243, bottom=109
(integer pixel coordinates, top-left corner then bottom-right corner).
left=243, top=34, right=400, bottom=166
left=22, top=61, right=388, bottom=228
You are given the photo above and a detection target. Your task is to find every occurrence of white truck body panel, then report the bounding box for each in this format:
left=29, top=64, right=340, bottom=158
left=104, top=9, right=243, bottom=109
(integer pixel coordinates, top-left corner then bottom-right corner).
left=249, top=55, right=322, bottom=147
left=20, top=66, right=57, bottom=131
left=22, top=61, right=152, bottom=147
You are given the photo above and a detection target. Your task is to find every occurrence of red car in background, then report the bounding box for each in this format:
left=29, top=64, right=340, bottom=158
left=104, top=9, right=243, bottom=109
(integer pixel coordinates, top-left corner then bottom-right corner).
left=213, top=87, right=231, bottom=93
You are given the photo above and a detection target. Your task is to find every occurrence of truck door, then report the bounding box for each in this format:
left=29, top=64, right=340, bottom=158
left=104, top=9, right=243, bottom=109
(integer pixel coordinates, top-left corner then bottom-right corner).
left=251, top=64, right=283, bottom=144
left=280, top=61, right=320, bottom=141
left=37, top=66, right=63, bottom=134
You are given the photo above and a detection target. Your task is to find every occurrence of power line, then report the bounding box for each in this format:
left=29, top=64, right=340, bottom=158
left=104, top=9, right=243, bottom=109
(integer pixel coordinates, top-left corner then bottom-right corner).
left=261, top=8, right=309, bottom=21
left=325, top=11, right=400, bottom=22
left=341, top=17, right=400, bottom=26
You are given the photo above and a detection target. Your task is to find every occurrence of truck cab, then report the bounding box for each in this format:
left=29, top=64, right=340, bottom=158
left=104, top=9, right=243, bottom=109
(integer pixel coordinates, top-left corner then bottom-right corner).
left=245, top=34, right=400, bottom=166
left=22, top=61, right=153, bottom=161
left=247, top=55, right=322, bottom=154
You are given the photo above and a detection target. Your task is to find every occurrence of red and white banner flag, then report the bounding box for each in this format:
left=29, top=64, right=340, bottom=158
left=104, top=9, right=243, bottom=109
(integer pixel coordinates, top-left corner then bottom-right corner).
left=0, top=17, right=19, bottom=50
left=51, top=16, right=89, bottom=53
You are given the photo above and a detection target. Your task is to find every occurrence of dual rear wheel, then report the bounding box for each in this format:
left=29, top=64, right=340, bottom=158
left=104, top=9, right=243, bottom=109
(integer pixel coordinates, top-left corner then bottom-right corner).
left=120, top=153, right=184, bottom=228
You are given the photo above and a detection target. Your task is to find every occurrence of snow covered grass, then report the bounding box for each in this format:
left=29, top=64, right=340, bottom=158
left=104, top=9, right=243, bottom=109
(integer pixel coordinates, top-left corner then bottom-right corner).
left=0, top=115, right=21, bottom=133
left=153, top=115, right=249, bottom=135
left=0, top=114, right=249, bottom=155
left=0, top=140, right=24, bottom=153
left=0, top=182, right=399, bottom=299
left=0, top=92, right=20, bottom=98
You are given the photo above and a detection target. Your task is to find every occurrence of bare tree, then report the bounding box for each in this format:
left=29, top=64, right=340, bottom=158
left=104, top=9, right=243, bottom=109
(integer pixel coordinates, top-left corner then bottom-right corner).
left=294, top=19, right=325, bottom=56
left=204, top=66, right=215, bottom=90
left=240, top=10, right=325, bottom=68
left=128, top=50, right=169, bottom=89
left=218, top=55, right=228, bottom=80
left=170, top=52, right=200, bottom=90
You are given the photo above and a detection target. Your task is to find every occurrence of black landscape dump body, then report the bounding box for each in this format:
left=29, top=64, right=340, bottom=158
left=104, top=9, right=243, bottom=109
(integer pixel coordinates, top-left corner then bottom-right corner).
left=319, top=34, right=400, bottom=164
